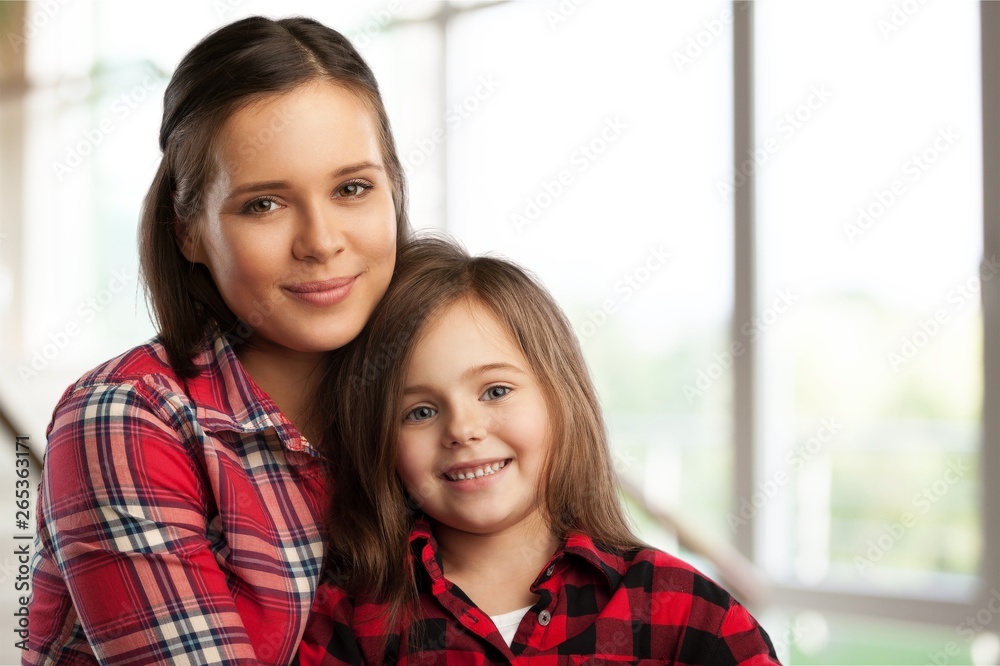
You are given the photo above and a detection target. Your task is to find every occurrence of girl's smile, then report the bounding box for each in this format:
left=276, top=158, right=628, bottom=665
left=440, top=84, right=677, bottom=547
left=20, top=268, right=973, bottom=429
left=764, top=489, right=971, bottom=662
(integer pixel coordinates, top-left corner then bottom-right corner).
left=441, top=457, right=510, bottom=482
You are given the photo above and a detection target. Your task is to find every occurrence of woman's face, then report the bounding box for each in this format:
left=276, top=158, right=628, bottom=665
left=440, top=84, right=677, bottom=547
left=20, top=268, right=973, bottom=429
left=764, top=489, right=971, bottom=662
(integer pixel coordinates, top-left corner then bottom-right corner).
left=183, top=80, right=396, bottom=358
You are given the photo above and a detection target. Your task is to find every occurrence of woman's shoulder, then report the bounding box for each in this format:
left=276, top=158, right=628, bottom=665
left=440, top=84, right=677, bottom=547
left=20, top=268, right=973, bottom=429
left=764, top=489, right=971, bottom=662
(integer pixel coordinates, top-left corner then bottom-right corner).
left=50, top=332, right=246, bottom=426
left=72, top=336, right=178, bottom=387
left=60, top=335, right=206, bottom=401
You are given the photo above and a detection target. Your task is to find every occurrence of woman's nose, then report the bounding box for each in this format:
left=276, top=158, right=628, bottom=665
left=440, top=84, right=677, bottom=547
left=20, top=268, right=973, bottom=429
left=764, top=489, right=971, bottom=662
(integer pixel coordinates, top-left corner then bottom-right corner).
left=292, top=202, right=346, bottom=262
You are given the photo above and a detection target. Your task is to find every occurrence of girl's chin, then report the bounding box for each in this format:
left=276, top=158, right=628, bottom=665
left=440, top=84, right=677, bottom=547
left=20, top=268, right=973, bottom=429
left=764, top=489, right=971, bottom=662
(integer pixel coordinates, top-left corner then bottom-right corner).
left=429, top=511, right=545, bottom=538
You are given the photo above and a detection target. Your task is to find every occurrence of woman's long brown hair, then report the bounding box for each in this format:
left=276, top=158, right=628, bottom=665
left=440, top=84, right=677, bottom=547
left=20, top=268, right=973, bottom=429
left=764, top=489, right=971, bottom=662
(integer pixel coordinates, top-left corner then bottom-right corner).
left=320, top=234, right=643, bottom=633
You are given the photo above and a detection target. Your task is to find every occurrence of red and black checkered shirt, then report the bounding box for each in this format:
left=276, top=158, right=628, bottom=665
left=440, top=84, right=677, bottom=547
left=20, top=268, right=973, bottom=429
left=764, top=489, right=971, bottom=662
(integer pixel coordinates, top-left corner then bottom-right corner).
left=297, top=518, right=780, bottom=665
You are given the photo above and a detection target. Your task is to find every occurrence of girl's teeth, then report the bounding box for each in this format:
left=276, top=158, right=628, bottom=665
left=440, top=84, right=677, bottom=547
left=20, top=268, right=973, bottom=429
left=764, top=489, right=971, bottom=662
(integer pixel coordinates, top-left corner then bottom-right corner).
left=447, top=460, right=507, bottom=481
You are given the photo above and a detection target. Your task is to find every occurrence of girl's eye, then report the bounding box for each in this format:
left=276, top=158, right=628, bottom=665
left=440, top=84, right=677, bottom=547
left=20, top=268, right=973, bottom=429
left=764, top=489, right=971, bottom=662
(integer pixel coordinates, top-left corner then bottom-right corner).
left=240, top=197, right=280, bottom=215
left=404, top=406, right=437, bottom=423
left=482, top=385, right=511, bottom=401
left=335, top=180, right=373, bottom=198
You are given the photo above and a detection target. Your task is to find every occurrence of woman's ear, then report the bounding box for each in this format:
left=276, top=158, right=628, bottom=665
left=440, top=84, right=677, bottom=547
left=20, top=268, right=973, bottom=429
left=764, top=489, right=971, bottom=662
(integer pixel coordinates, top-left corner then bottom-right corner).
left=176, top=221, right=204, bottom=264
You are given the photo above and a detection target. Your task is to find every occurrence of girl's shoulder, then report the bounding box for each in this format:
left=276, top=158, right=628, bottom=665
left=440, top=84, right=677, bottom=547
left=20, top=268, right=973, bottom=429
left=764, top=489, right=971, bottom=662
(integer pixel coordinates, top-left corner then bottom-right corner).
left=621, top=545, right=742, bottom=608
left=565, top=538, right=778, bottom=661
left=566, top=534, right=734, bottom=605
left=624, top=543, right=704, bottom=571
left=622, top=547, right=779, bottom=663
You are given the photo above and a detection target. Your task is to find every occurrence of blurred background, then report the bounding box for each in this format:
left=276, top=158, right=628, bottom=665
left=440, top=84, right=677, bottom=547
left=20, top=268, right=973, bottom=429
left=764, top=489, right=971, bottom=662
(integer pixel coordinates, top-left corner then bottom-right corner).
left=0, top=0, right=995, bottom=663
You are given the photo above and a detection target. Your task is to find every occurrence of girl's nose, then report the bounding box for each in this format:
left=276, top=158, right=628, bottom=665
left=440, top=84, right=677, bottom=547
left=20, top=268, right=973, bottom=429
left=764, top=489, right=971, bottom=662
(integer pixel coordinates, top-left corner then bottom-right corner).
left=443, top=403, right=487, bottom=447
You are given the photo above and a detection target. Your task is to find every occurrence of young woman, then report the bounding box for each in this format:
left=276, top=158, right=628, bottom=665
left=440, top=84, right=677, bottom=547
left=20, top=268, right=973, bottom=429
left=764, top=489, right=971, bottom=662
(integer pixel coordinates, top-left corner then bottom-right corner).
left=297, top=236, right=779, bottom=664
left=25, top=17, right=408, bottom=665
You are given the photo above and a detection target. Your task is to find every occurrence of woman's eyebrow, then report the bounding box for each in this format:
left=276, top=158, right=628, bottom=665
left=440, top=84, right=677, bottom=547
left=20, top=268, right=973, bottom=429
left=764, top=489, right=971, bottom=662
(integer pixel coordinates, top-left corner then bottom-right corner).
left=227, top=180, right=290, bottom=200
left=331, top=161, right=384, bottom=178
left=226, top=162, right=386, bottom=201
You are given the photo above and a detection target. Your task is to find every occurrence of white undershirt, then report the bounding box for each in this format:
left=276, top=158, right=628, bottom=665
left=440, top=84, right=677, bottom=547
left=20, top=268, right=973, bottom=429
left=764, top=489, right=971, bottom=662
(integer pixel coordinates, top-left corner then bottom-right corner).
left=488, top=605, right=533, bottom=646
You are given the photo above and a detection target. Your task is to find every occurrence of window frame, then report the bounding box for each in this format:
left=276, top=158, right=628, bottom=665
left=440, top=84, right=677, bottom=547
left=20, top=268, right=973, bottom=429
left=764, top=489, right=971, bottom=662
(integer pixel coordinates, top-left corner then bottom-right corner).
left=731, top=0, right=998, bottom=630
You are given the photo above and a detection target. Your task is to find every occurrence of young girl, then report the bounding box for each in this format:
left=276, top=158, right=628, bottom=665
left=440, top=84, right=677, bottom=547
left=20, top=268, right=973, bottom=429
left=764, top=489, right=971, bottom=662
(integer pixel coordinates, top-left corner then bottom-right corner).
left=27, top=16, right=407, bottom=665
left=297, top=236, right=780, bottom=664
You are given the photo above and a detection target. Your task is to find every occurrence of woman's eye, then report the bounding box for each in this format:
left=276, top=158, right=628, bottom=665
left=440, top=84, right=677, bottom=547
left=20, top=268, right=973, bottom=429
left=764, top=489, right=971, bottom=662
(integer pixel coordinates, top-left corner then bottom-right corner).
left=241, top=197, right=280, bottom=214
left=482, top=386, right=511, bottom=401
left=404, top=406, right=436, bottom=423
left=335, top=180, right=372, bottom=198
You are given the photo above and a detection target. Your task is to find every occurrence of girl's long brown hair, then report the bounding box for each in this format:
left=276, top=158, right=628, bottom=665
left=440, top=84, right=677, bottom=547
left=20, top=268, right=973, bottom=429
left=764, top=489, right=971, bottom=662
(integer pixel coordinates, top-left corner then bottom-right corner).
left=321, top=234, right=642, bottom=629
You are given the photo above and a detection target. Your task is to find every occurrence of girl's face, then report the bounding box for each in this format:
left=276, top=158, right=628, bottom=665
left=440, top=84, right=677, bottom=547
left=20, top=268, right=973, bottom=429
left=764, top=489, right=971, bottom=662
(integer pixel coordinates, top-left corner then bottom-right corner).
left=396, top=300, right=553, bottom=540
left=183, top=80, right=396, bottom=358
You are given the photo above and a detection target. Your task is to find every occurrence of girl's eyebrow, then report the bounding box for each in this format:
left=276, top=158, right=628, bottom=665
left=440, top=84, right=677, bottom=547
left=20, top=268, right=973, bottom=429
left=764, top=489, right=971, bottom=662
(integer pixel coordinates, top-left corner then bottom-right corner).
left=461, top=362, right=525, bottom=381
left=401, top=362, right=526, bottom=395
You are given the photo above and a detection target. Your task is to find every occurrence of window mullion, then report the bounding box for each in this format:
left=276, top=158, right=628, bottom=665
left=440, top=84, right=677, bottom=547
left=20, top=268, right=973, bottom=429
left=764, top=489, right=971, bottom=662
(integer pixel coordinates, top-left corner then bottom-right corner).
left=979, top=0, right=1000, bottom=610
left=732, top=0, right=757, bottom=563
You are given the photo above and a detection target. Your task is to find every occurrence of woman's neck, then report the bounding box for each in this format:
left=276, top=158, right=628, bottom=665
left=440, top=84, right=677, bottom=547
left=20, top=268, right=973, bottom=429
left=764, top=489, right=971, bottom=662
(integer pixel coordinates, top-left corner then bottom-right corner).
left=435, top=516, right=560, bottom=616
left=236, top=344, right=325, bottom=443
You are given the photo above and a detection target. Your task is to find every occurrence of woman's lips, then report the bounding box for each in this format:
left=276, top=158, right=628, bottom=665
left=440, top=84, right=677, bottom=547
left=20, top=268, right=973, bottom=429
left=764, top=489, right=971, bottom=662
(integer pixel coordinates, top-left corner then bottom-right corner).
left=283, top=276, right=357, bottom=306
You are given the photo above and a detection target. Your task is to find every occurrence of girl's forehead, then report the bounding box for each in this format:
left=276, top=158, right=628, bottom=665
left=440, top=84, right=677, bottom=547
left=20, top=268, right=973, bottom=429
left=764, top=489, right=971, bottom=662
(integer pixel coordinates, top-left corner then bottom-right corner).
left=416, top=299, right=513, bottom=349
left=404, top=299, right=531, bottom=378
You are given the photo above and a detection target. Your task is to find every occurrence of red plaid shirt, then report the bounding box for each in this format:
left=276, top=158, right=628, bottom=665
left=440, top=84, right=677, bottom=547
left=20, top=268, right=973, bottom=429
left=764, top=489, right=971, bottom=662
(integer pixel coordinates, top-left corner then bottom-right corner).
left=25, top=334, right=328, bottom=665
left=297, top=518, right=780, bottom=665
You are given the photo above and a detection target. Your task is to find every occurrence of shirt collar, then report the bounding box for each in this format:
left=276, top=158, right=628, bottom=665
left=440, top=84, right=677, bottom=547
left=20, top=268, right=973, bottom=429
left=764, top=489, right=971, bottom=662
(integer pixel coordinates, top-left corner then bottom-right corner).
left=559, top=531, right=626, bottom=590
left=182, top=333, right=319, bottom=456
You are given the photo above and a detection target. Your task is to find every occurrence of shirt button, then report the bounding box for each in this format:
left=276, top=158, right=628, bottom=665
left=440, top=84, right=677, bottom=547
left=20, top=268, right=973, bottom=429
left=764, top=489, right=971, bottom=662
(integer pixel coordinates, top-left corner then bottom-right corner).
left=538, top=610, right=552, bottom=626
left=545, top=564, right=555, bottom=577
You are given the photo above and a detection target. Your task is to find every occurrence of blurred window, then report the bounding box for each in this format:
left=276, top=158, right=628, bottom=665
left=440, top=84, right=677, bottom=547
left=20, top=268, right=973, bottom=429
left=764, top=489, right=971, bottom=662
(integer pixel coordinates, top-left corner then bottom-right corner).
left=0, top=2, right=990, bottom=663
